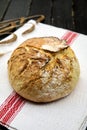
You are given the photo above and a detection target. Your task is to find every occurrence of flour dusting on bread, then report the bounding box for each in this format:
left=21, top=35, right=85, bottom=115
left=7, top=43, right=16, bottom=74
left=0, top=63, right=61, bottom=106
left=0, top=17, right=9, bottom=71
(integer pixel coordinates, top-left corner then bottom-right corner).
left=42, top=39, right=68, bottom=52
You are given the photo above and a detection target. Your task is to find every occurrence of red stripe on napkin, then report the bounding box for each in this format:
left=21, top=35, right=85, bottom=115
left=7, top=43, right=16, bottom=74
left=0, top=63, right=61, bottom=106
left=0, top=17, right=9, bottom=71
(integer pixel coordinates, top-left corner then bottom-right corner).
left=2, top=97, right=24, bottom=124
left=61, top=31, right=73, bottom=40
left=66, top=32, right=79, bottom=44
left=61, top=31, right=79, bottom=45
left=0, top=30, right=79, bottom=125
left=0, top=91, right=25, bottom=124
left=0, top=92, right=19, bottom=119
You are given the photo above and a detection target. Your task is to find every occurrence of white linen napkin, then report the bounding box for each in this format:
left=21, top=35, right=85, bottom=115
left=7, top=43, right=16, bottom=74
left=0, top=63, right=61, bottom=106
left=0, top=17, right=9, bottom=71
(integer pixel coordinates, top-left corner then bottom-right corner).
left=0, top=20, right=87, bottom=130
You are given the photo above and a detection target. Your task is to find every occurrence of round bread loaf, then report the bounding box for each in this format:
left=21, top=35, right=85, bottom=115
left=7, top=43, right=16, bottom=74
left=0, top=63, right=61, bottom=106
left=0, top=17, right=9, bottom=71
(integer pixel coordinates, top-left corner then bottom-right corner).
left=8, top=37, right=80, bottom=102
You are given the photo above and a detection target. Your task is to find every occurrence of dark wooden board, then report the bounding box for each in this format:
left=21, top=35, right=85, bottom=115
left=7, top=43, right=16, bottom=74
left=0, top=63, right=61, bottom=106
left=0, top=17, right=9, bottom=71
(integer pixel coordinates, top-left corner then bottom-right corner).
left=0, top=0, right=87, bottom=34
left=29, top=0, right=52, bottom=24
left=0, top=124, right=8, bottom=130
left=0, top=0, right=11, bottom=21
left=73, top=0, right=87, bottom=34
left=51, top=0, right=74, bottom=30
left=3, top=0, right=32, bottom=20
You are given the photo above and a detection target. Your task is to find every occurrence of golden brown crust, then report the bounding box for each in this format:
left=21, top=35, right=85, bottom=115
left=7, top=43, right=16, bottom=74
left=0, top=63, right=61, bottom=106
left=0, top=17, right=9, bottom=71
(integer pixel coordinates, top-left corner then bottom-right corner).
left=8, top=37, right=80, bottom=102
